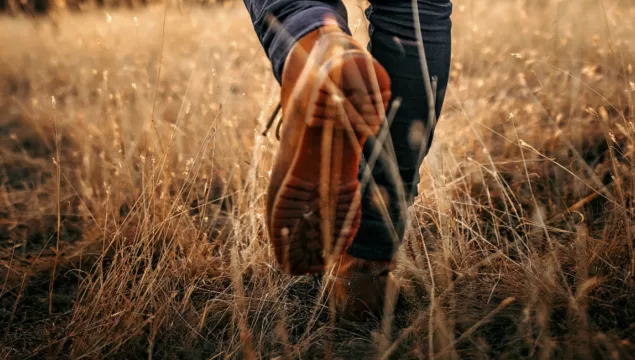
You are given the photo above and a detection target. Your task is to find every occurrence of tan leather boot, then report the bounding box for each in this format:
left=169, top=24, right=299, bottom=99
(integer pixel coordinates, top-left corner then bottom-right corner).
left=329, top=253, right=398, bottom=321
left=266, top=26, right=391, bottom=275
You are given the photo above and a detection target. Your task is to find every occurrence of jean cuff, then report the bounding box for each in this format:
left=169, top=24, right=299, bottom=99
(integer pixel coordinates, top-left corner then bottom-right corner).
left=268, top=6, right=350, bottom=82
left=346, top=220, right=399, bottom=261
left=346, top=243, right=397, bottom=261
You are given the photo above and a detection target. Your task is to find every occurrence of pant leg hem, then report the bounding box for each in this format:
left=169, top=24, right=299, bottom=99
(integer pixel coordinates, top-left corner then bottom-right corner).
left=269, top=6, right=350, bottom=82
left=346, top=243, right=397, bottom=261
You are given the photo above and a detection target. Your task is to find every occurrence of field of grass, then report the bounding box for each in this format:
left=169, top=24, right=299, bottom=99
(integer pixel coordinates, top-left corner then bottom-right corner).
left=1, top=0, right=634, bottom=358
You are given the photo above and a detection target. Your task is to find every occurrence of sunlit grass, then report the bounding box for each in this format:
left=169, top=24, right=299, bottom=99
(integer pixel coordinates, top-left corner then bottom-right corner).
left=0, top=0, right=634, bottom=358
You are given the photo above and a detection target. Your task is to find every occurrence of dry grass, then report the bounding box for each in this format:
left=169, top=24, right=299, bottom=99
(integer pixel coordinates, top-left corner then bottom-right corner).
left=1, top=0, right=634, bottom=358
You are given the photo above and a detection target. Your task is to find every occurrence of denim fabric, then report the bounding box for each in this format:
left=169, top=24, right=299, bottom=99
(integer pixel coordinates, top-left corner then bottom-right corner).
left=243, top=0, right=452, bottom=260
left=243, top=0, right=350, bottom=82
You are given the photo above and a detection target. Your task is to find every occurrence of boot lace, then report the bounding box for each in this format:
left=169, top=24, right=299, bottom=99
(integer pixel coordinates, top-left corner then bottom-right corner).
left=261, top=102, right=282, bottom=140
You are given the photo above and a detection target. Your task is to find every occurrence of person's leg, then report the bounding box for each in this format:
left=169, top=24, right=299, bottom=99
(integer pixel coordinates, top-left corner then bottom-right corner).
left=244, top=0, right=393, bottom=275
left=346, top=0, right=453, bottom=262
left=243, top=0, right=350, bottom=83
left=331, top=0, right=452, bottom=320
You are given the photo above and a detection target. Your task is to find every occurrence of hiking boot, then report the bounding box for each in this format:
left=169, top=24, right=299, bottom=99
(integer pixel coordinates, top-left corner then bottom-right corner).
left=266, top=26, right=392, bottom=275
left=329, top=253, right=398, bottom=321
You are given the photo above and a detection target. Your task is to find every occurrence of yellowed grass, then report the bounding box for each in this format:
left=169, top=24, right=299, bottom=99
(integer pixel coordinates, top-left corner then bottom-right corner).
left=1, top=0, right=634, bottom=358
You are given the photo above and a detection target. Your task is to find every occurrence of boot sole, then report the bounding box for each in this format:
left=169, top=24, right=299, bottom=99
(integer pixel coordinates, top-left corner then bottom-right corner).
left=270, top=52, right=391, bottom=275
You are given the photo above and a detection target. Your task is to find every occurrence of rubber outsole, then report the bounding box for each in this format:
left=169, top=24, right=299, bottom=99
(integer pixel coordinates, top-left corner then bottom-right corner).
left=270, top=50, right=391, bottom=275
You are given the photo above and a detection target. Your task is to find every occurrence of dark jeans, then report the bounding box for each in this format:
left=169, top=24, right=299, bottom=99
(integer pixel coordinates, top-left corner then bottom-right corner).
left=243, top=0, right=452, bottom=261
